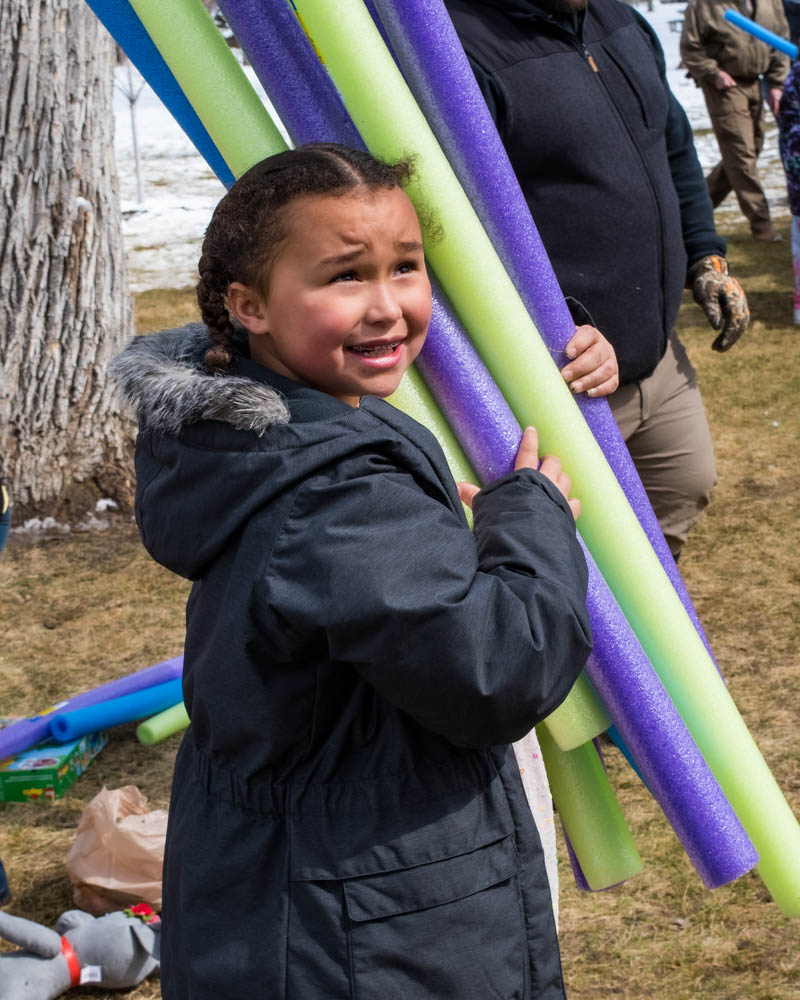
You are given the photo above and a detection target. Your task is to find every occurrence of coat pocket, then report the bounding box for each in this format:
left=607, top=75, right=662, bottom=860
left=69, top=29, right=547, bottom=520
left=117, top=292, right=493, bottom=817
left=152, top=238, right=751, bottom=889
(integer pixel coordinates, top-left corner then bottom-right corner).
left=343, top=835, right=529, bottom=1000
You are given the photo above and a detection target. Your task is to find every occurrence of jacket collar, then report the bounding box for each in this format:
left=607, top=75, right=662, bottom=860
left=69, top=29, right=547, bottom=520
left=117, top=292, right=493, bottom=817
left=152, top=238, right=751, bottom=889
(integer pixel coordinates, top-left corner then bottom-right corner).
left=231, top=356, right=354, bottom=424
left=462, top=0, right=585, bottom=35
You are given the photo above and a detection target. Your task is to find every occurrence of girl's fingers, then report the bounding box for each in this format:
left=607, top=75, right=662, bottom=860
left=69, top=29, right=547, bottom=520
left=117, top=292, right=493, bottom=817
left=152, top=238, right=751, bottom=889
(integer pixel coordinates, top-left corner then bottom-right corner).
left=514, top=426, right=540, bottom=471
left=568, top=497, right=581, bottom=521
left=537, top=454, right=564, bottom=487
left=457, top=481, right=481, bottom=509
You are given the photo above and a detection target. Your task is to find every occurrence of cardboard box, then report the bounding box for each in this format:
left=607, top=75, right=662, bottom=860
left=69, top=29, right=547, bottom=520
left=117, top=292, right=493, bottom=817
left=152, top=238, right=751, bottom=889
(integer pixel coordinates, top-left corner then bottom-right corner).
left=0, top=731, right=108, bottom=802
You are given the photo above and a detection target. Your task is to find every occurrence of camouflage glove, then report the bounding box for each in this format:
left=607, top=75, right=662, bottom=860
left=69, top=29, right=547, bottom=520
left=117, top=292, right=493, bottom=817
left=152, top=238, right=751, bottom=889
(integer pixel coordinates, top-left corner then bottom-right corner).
left=688, top=255, right=750, bottom=352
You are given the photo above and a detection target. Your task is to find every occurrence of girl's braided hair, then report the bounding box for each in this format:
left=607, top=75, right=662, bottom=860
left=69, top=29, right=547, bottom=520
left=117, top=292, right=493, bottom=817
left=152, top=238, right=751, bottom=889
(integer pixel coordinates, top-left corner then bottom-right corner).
left=197, top=143, right=414, bottom=373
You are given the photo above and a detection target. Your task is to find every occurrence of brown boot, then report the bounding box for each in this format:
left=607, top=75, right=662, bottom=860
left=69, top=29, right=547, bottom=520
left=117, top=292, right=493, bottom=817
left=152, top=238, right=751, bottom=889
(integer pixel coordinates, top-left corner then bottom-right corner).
left=752, top=224, right=783, bottom=242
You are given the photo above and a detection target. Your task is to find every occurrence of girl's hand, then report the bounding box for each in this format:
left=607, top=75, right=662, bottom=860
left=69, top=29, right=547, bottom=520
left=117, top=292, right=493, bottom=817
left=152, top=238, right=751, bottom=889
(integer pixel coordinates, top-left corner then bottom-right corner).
left=458, top=427, right=580, bottom=520
left=457, top=481, right=481, bottom=509
left=516, top=427, right=581, bottom=521
left=560, top=325, right=619, bottom=397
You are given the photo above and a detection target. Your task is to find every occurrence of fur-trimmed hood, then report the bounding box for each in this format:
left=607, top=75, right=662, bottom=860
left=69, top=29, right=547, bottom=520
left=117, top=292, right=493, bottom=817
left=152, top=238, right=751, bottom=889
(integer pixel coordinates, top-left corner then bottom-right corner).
left=110, top=324, right=290, bottom=436
left=110, top=323, right=383, bottom=580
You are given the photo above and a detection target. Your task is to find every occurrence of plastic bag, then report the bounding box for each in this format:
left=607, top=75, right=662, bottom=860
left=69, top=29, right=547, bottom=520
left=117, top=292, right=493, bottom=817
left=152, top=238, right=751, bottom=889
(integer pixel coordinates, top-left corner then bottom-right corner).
left=66, top=785, right=167, bottom=914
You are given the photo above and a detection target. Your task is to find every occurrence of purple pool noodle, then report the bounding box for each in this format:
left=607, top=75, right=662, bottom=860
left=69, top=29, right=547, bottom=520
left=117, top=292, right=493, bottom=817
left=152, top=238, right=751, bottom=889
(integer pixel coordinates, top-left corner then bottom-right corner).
left=416, top=294, right=756, bottom=887
left=216, top=0, right=362, bottom=148
left=49, top=678, right=184, bottom=743
left=369, top=0, right=717, bottom=665
left=0, top=656, right=183, bottom=760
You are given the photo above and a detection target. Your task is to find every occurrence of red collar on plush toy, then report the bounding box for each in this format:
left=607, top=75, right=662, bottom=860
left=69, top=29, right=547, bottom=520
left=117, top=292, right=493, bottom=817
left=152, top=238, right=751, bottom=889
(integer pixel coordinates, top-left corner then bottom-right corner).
left=124, top=902, right=161, bottom=926
left=60, top=936, right=82, bottom=988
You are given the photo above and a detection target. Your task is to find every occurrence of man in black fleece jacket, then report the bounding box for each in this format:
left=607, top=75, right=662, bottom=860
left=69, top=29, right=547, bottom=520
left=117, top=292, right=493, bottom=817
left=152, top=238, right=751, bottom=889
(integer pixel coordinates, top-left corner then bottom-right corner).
left=446, top=0, right=750, bottom=557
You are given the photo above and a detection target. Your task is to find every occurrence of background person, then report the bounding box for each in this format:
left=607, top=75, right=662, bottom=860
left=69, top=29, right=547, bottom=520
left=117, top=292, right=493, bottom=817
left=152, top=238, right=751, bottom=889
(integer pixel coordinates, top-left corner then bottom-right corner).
left=776, top=57, right=800, bottom=320
left=680, top=0, right=791, bottom=241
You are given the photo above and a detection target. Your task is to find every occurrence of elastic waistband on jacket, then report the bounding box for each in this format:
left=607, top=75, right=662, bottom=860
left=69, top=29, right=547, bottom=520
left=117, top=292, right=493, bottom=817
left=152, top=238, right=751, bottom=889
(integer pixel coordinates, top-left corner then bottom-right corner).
left=182, top=741, right=509, bottom=821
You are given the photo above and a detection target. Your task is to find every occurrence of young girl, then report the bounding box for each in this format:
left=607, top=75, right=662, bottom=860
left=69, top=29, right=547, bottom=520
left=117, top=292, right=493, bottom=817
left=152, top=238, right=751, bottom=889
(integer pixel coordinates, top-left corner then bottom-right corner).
left=113, top=144, right=592, bottom=1000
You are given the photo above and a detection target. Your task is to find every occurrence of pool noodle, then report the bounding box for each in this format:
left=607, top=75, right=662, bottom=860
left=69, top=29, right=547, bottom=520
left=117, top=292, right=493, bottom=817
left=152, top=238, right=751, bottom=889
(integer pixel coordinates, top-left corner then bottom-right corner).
left=724, top=9, right=799, bottom=58
left=542, top=672, right=610, bottom=753
left=399, top=329, right=756, bottom=888
left=563, top=828, right=594, bottom=893
left=127, top=0, right=286, bottom=177
left=0, top=656, right=183, bottom=761
left=608, top=725, right=649, bottom=789
left=216, top=0, right=362, bottom=149
left=293, top=0, right=800, bottom=912
left=49, top=679, right=184, bottom=743
left=83, top=0, right=234, bottom=187
left=137, top=702, right=190, bottom=745
left=537, top=727, right=643, bottom=891
left=389, top=371, right=610, bottom=753
left=369, top=0, right=717, bottom=664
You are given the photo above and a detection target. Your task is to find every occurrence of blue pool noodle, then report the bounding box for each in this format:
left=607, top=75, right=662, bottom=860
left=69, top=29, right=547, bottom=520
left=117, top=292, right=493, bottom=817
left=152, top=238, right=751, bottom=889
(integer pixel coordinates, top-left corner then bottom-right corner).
left=83, top=0, right=236, bottom=186
left=48, top=679, right=184, bottom=743
left=724, top=9, right=798, bottom=58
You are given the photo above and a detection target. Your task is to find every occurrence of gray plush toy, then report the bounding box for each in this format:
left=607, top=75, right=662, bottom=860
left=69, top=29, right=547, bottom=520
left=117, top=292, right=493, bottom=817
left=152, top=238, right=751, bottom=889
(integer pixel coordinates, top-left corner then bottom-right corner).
left=0, top=906, right=160, bottom=999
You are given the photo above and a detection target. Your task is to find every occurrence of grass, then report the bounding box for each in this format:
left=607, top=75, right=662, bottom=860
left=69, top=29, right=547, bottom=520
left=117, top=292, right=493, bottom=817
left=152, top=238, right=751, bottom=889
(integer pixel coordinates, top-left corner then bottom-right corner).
left=1, top=222, right=799, bottom=997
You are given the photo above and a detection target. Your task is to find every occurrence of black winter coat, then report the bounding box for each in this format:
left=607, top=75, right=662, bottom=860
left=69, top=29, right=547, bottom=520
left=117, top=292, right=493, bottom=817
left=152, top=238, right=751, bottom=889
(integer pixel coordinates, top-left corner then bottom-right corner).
left=112, top=325, right=592, bottom=1000
left=446, top=0, right=726, bottom=384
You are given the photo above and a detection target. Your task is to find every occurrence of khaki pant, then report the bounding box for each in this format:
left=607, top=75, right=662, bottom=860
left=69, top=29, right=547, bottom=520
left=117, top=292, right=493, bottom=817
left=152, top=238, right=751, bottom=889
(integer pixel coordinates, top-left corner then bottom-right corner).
left=702, top=78, right=771, bottom=233
left=608, top=334, right=717, bottom=557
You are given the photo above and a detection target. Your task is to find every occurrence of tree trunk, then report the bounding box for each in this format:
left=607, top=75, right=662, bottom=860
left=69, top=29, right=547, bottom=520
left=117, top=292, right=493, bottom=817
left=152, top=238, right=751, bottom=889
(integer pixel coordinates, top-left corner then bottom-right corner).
left=0, top=0, right=135, bottom=521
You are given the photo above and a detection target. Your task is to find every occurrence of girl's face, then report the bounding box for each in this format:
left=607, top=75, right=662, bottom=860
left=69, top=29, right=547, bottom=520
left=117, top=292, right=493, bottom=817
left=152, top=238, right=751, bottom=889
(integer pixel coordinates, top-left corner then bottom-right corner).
left=230, top=187, right=431, bottom=406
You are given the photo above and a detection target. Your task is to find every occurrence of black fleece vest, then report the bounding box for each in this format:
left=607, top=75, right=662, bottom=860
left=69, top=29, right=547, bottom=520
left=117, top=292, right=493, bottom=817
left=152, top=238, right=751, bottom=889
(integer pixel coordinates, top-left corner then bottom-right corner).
left=447, top=0, right=688, bottom=383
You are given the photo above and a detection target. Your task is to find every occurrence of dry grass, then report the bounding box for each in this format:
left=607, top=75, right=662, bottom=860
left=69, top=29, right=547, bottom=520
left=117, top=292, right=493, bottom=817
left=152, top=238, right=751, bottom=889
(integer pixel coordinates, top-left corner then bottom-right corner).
left=1, top=223, right=799, bottom=998
left=132, top=286, right=199, bottom=335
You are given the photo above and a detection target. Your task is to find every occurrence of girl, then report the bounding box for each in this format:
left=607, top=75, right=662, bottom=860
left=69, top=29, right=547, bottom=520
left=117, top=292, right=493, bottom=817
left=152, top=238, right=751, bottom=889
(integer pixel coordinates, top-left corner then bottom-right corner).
left=113, top=144, right=593, bottom=1000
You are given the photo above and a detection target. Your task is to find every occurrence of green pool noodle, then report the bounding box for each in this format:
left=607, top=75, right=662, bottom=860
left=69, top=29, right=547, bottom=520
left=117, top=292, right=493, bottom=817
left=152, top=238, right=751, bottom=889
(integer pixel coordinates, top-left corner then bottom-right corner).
left=389, top=369, right=610, bottom=752
left=388, top=368, right=478, bottom=489
left=542, top=672, right=609, bottom=752
left=537, top=726, right=642, bottom=890
left=127, top=0, right=287, bottom=177
left=136, top=702, right=190, bottom=745
left=294, top=0, right=800, bottom=914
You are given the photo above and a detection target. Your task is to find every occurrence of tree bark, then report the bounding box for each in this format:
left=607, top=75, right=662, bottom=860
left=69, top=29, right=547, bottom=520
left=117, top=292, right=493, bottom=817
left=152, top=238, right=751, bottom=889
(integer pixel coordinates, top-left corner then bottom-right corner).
left=0, top=0, right=135, bottom=521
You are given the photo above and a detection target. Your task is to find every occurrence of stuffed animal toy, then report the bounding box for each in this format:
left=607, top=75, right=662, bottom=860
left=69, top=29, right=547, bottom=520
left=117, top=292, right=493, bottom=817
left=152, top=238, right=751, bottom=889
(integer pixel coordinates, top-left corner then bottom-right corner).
left=0, top=904, right=160, bottom=999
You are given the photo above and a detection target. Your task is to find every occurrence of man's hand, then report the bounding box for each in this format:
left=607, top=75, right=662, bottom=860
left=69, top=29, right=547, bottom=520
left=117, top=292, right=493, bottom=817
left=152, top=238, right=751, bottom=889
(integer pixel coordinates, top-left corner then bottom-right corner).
left=560, top=325, right=619, bottom=397
left=714, top=70, right=738, bottom=91
left=688, top=255, right=750, bottom=352
left=768, top=86, right=783, bottom=116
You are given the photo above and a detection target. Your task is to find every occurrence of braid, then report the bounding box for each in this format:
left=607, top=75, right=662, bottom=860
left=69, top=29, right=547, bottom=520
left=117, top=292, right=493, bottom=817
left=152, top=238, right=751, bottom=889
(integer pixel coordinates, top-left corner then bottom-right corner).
left=197, top=249, right=235, bottom=373
left=196, top=143, right=416, bottom=374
